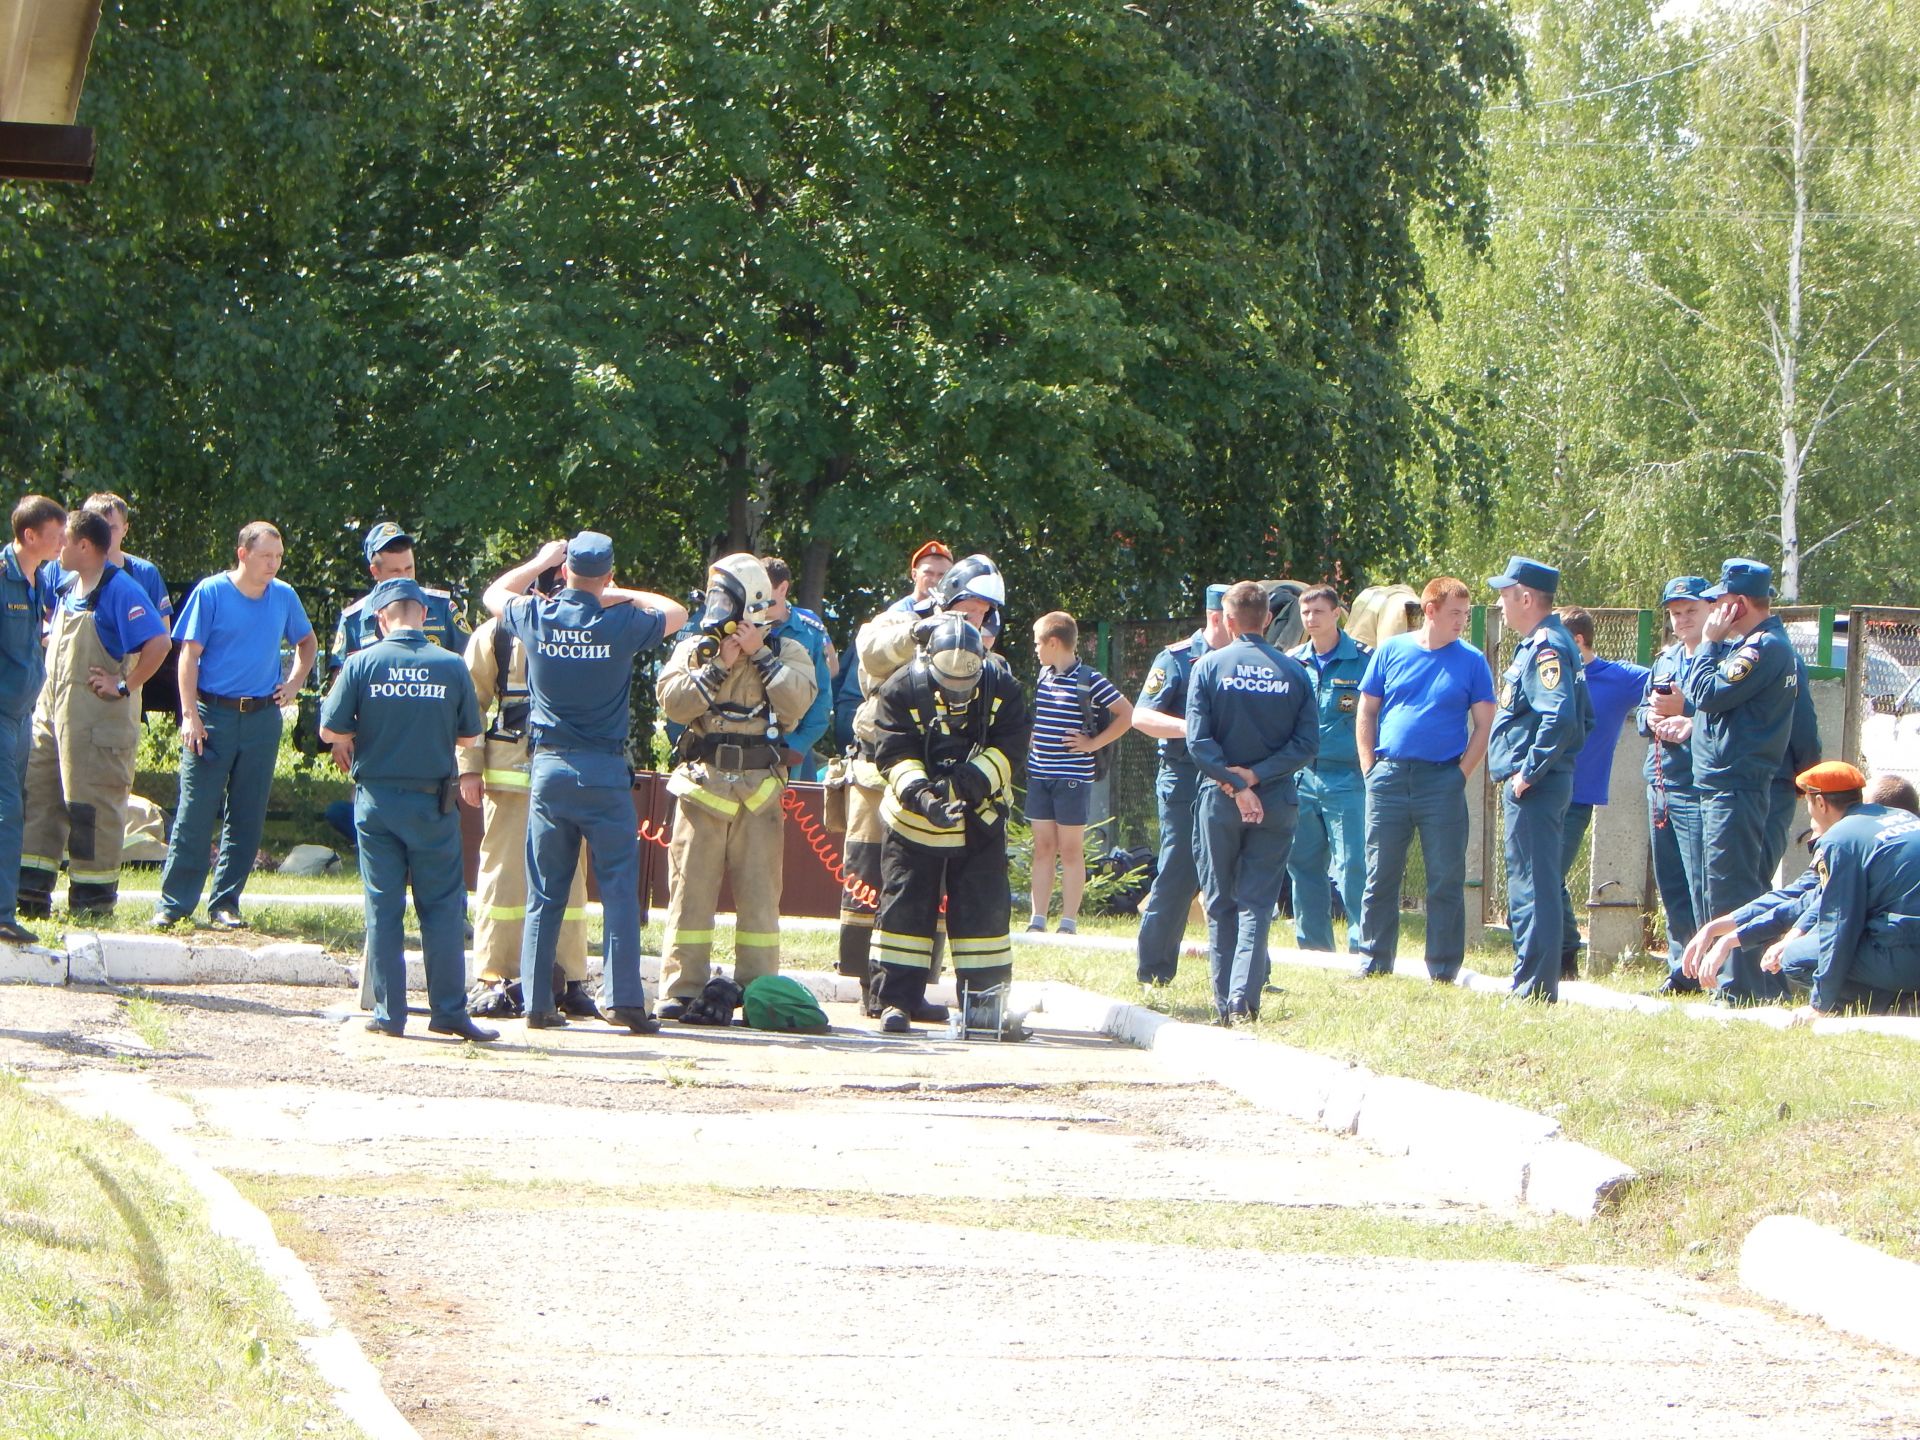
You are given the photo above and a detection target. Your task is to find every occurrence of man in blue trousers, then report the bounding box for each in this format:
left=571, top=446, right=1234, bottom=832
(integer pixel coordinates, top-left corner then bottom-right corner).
left=321, top=577, right=490, bottom=1041
left=1637, top=577, right=1713, bottom=993
left=483, top=535, right=685, bottom=1033
left=1487, top=557, right=1591, bottom=1003
left=0, top=496, right=66, bottom=946
left=1187, top=581, right=1318, bottom=1024
left=1130, top=583, right=1229, bottom=993
left=1286, top=585, right=1372, bottom=954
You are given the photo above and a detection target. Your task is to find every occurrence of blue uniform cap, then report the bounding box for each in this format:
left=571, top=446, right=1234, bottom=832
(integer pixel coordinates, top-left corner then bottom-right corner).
left=1204, top=584, right=1231, bottom=612
left=1701, top=557, right=1776, bottom=601
left=365, top=577, right=427, bottom=614
left=567, top=531, right=614, bottom=578
left=363, top=521, right=413, bottom=565
left=1487, top=556, right=1560, bottom=594
left=1660, top=575, right=1712, bottom=605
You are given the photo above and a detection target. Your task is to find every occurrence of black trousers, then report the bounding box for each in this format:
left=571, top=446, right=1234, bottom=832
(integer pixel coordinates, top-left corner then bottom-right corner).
left=872, top=826, right=1013, bottom=1015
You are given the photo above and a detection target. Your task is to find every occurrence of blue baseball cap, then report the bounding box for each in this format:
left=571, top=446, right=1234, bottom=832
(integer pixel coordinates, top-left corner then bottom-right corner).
left=1204, top=584, right=1231, bottom=612
left=363, top=521, right=413, bottom=565
left=1701, top=558, right=1775, bottom=601
left=1660, top=575, right=1712, bottom=605
left=1487, top=556, right=1560, bottom=594
left=567, top=531, right=614, bottom=577
left=365, top=577, right=426, bottom=613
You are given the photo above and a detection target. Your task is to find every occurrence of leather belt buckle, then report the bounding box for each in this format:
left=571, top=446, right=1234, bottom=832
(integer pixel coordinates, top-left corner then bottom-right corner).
left=713, top=742, right=745, bottom=774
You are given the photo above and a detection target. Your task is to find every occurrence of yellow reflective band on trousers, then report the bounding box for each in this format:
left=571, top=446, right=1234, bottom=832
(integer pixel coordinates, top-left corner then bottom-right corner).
left=951, top=934, right=1010, bottom=954
left=679, top=786, right=742, bottom=816
left=19, top=853, right=57, bottom=874
left=483, top=768, right=530, bottom=789
left=741, top=776, right=782, bottom=813
left=874, top=928, right=934, bottom=955
left=68, top=866, right=121, bottom=884
left=486, top=903, right=527, bottom=921
left=670, top=929, right=715, bottom=946
left=734, top=930, right=780, bottom=948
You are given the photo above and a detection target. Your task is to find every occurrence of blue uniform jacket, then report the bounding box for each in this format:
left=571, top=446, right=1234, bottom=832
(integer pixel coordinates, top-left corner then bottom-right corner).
left=1186, top=635, right=1318, bottom=802
left=1636, top=641, right=1699, bottom=791
left=1289, top=631, right=1371, bottom=770
left=773, top=608, right=833, bottom=760
left=1488, top=616, right=1592, bottom=784
left=1729, top=865, right=1826, bottom=943
left=0, top=544, right=53, bottom=720
left=320, top=628, right=482, bottom=787
left=1773, top=669, right=1820, bottom=786
left=332, top=586, right=469, bottom=677
left=1684, top=615, right=1799, bottom=792
left=1137, top=629, right=1207, bottom=769
left=1805, top=805, right=1920, bottom=1011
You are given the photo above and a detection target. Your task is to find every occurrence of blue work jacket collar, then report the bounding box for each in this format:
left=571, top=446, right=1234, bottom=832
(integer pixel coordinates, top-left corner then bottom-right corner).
left=1292, top=630, right=1364, bottom=666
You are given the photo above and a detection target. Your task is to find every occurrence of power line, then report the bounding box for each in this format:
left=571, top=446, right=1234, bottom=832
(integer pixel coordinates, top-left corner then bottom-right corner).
left=1491, top=0, right=1840, bottom=112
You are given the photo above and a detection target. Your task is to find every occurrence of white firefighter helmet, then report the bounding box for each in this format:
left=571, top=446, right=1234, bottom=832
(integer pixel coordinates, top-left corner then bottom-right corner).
left=934, top=554, right=1006, bottom=611
left=703, top=552, right=775, bottom=634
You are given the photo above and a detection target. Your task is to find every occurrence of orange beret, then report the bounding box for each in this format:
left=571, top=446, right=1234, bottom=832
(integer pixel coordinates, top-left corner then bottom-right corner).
left=1797, top=760, right=1867, bottom=794
left=909, top=540, right=952, bottom=568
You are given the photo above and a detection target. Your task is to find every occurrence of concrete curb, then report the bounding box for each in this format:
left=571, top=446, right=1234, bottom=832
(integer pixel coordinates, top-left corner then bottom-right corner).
left=1740, top=1215, right=1920, bottom=1358
left=43, top=1073, right=420, bottom=1440
left=1025, top=981, right=1634, bottom=1220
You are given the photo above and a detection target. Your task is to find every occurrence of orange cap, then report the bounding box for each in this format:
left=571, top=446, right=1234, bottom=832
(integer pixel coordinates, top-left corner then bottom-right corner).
left=909, top=540, right=952, bottom=568
left=1797, top=760, right=1867, bottom=794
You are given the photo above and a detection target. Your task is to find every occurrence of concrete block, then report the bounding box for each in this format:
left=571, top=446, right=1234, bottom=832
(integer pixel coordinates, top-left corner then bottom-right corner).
left=1809, top=1016, right=1920, bottom=1044
left=1, top=942, right=69, bottom=986
left=1524, top=1139, right=1635, bottom=1219
left=1355, top=1076, right=1557, bottom=1209
left=1741, top=1214, right=1920, bottom=1358
left=1557, top=981, right=1670, bottom=1015
left=1320, top=1065, right=1370, bottom=1135
left=1266, top=944, right=1350, bottom=977
left=68, top=933, right=345, bottom=987
left=1458, top=969, right=1510, bottom=996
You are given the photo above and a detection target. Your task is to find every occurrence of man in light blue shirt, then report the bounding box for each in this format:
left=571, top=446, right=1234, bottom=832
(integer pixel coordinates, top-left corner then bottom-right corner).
left=153, top=521, right=317, bottom=929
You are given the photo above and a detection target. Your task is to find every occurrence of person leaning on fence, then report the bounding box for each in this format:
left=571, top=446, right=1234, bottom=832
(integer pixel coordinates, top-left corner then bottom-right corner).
left=1638, top=577, right=1714, bottom=994
left=656, top=553, right=817, bottom=1025
left=1285, top=585, right=1372, bottom=956
left=1352, top=577, right=1496, bottom=983
left=1024, top=610, right=1131, bottom=936
left=1654, top=558, right=1801, bottom=1004
left=1553, top=605, right=1649, bottom=981
left=152, top=521, right=318, bottom=930
left=1131, top=584, right=1231, bottom=993
left=0, top=495, right=66, bottom=946
left=1188, top=580, right=1318, bottom=1025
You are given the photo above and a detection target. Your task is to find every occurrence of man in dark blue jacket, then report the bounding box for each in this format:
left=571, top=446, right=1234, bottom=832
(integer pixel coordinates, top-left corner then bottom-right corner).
left=1187, top=581, right=1318, bottom=1024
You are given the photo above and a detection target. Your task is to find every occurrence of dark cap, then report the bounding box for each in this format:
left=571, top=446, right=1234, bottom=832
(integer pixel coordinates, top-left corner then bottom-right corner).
left=1204, top=584, right=1231, bottom=613
left=1701, top=558, right=1776, bottom=601
left=1488, top=556, right=1560, bottom=594
left=363, top=521, right=413, bottom=565
left=366, top=577, right=426, bottom=614
left=567, top=531, right=614, bottom=577
left=1660, top=575, right=1712, bottom=605
left=1797, top=760, right=1867, bottom=795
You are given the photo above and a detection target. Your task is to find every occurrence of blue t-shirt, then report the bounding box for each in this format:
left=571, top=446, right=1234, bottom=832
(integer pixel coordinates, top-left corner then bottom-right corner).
left=172, top=573, right=314, bottom=699
left=51, top=553, right=170, bottom=622
left=1029, top=662, right=1124, bottom=781
left=501, top=590, right=667, bottom=755
left=1359, top=633, right=1496, bottom=764
left=1570, top=655, right=1652, bottom=806
left=57, top=565, right=169, bottom=662
left=320, top=629, right=482, bottom=787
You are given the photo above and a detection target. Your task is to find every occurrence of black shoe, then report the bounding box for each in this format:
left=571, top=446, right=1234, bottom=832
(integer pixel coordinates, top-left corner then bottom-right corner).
left=909, top=998, right=950, bottom=1023
left=658, top=997, right=693, bottom=1021
left=606, top=1006, right=661, bottom=1035
left=207, top=907, right=245, bottom=930
left=0, top=919, right=38, bottom=945
left=1560, top=956, right=1581, bottom=981
left=524, top=1009, right=568, bottom=1030
left=1349, top=963, right=1386, bottom=980
left=429, top=1015, right=500, bottom=1043
left=365, top=1018, right=405, bottom=1037
left=880, top=1006, right=912, bottom=1034
left=1648, top=976, right=1701, bottom=996
left=14, top=897, right=50, bottom=922
left=469, top=981, right=523, bottom=1019
left=558, top=981, right=602, bottom=1020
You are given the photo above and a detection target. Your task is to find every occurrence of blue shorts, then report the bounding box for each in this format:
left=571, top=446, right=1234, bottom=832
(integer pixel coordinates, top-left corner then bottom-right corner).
left=1026, top=774, right=1091, bottom=826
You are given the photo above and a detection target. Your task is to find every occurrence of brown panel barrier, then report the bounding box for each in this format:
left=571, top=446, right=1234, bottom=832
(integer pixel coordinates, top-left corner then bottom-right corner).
left=459, top=773, right=845, bottom=920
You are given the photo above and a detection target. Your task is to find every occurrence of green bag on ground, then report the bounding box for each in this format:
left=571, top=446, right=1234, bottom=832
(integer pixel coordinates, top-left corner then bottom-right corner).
left=741, top=975, right=830, bottom=1033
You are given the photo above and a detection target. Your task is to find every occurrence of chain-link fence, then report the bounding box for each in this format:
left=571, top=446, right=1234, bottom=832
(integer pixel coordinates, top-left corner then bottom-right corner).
left=1082, top=617, right=1195, bottom=847
left=1845, top=606, right=1920, bottom=791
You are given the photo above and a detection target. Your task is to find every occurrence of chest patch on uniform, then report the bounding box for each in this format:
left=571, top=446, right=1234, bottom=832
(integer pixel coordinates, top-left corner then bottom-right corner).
left=1722, top=646, right=1758, bottom=683
left=1143, top=666, right=1168, bottom=698
left=1337, top=693, right=1357, bottom=713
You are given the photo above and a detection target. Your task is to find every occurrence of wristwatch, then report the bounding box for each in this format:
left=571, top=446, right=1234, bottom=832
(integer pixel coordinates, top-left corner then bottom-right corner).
left=115, top=680, right=129, bottom=699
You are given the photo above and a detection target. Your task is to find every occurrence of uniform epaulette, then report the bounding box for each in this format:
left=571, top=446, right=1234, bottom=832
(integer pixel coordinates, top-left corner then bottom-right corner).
left=341, top=597, right=367, bottom=617
left=422, top=587, right=452, bottom=599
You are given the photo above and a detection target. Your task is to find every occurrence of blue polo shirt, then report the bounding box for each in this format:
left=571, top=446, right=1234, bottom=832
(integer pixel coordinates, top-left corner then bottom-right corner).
left=1359, top=633, right=1496, bottom=765
left=501, top=590, right=667, bottom=755
left=0, top=543, right=54, bottom=720
left=1570, top=654, right=1652, bottom=806
left=172, top=573, right=314, bottom=699
left=50, top=553, right=170, bottom=621
left=56, top=565, right=169, bottom=662
left=320, top=629, right=482, bottom=787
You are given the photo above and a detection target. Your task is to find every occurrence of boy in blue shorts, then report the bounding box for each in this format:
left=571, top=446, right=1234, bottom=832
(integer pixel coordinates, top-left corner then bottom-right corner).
left=1025, top=611, right=1131, bottom=934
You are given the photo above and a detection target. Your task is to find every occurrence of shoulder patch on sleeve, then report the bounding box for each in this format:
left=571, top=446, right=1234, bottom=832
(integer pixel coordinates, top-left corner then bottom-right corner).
left=1537, top=654, right=1563, bottom=691
left=1143, top=665, right=1168, bottom=698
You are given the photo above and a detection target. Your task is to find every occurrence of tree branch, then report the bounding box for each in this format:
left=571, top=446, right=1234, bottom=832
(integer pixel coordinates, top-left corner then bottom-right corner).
left=1801, top=497, right=1896, bottom=561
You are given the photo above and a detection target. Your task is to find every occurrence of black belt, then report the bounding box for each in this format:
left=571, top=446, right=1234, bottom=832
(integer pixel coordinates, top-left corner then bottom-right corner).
left=201, top=692, right=278, bottom=713
left=692, top=734, right=784, bottom=770
left=1375, top=755, right=1462, bottom=768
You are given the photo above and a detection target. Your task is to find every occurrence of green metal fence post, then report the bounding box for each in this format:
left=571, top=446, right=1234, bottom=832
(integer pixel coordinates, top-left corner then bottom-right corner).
left=1636, top=609, right=1655, bottom=666
left=1817, top=605, right=1835, bottom=669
